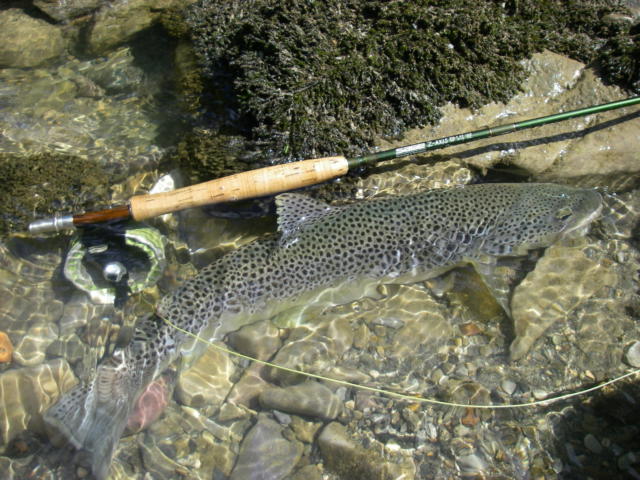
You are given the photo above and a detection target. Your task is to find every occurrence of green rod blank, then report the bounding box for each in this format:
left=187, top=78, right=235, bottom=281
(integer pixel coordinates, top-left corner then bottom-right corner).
left=347, top=96, right=640, bottom=169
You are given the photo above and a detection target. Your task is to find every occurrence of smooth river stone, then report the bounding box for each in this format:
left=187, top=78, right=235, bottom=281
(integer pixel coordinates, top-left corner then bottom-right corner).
left=510, top=241, right=618, bottom=361
left=318, top=422, right=388, bottom=479
left=0, top=359, right=77, bottom=447
left=87, top=0, right=188, bottom=54
left=259, top=381, right=343, bottom=420
left=12, top=321, right=58, bottom=367
left=227, top=320, right=282, bottom=361
left=33, top=0, right=102, bottom=22
left=0, top=9, right=66, bottom=68
left=230, top=414, right=303, bottom=480
left=175, top=344, right=235, bottom=415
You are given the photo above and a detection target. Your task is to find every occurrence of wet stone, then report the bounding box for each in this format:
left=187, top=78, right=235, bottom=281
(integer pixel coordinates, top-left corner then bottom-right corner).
left=259, top=381, right=343, bottom=420
left=289, top=464, right=323, bottom=480
left=33, top=0, right=102, bottom=22
left=0, top=9, right=66, bottom=68
left=501, top=379, right=517, bottom=396
left=289, top=416, right=321, bottom=444
left=624, top=341, right=640, bottom=367
left=226, top=364, right=271, bottom=408
left=0, top=332, right=13, bottom=364
left=45, top=335, right=87, bottom=366
left=267, top=331, right=339, bottom=385
left=318, top=422, right=389, bottom=480
left=457, top=453, right=488, bottom=476
left=510, top=241, right=617, bottom=361
left=584, top=433, right=603, bottom=454
left=87, top=0, right=183, bottom=54
left=227, top=320, right=282, bottom=361
left=0, top=359, right=77, bottom=447
left=175, top=344, right=234, bottom=415
left=230, top=414, right=303, bottom=480
left=12, top=321, right=58, bottom=367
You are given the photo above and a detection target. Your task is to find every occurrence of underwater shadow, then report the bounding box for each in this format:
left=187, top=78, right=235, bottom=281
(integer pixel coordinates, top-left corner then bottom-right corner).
left=549, top=378, right=640, bottom=479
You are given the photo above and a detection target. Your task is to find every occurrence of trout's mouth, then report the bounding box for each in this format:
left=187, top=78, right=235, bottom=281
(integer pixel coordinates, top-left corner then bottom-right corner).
left=562, top=191, right=603, bottom=238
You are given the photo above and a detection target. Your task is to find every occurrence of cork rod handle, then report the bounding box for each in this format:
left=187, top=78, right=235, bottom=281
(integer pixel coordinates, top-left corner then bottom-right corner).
left=129, top=156, right=349, bottom=221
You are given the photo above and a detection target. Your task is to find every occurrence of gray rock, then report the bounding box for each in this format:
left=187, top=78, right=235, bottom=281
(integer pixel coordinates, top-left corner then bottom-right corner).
left=289, top=465, right=323, bottom=480
left=83, top=47, right=144, bottom=95
left=175, top=344, right=234, bottom=413
left=230, top=415, right=303, bottom=480
left=0, top=9, right=66, bottom=68
left=12, top=320, right=58, bottom=367
left=501, top=379, right=517, bottom=396
left=624, top=340, right=640, bottom=367
left=33, top=0, right=102, bottom=22
left=584, top=433, right=603, bottom=454
left=0, top=359, right=77, bottom=445
left=318, top=422, right=389, bottom=479
left=87, top=0, right=190, bottom=54
left=457, top=453, right=488, bottom=475
left=259, top=382, right=343, bottom=420
left=228, top=320, right=282, bottom=361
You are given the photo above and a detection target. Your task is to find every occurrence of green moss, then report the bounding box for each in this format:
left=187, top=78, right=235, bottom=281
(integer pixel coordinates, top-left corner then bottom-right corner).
left=596, top=31, right=640, bottom=92
left=171, top=129, right=257, bottom=183
left=159, top=7, right=191, bottom=40
left=0, top=153, right=111, bottom=237
left=185, top=0, right=629, bottom=162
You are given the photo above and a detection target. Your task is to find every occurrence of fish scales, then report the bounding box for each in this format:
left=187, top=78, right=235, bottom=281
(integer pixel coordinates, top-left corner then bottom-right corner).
left=44, top=183, right=602, bottom=479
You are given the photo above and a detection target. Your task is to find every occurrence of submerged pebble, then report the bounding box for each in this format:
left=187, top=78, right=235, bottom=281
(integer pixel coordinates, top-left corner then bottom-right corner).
left=624, top=341, right=640, bottom=367
left=0, top=332, right=13, bottom=364
left=259, top=381, right=343, bottom=420
left=501, top=379, right=517, bottom=396
left=0, top=359, right=76, bottom=446
left=230, top=414, right=303, bottom=480
left=175, top=345, right=235, bottom=415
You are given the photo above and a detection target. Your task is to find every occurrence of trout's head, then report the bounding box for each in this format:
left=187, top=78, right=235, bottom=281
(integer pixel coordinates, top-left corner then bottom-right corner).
left=483, top=184, right=602, bottom=256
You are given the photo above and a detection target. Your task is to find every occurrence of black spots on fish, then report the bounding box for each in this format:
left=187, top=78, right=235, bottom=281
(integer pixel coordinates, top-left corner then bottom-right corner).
left=157, top=184, right=598, bottom=342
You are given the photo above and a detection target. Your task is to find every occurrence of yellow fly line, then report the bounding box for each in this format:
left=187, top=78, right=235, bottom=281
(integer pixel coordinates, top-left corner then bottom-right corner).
left=162, top=316, right=640, bottom=410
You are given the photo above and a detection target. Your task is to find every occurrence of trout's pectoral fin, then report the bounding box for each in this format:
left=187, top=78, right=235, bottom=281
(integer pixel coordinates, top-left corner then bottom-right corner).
left=465, top=255, right=525, bottom=318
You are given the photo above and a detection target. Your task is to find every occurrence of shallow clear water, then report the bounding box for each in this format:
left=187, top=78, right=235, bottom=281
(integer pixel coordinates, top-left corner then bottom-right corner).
left=1, top=17, right=640, bottom=480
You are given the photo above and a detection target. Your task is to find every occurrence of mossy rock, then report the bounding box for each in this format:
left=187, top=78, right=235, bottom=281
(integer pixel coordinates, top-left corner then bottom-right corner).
left=596, top=30, right=640, bottom=92
left=0, top=153, right=112, bottom=237
left=184, top=0, right=631, bottom=161
left=171, top=129, right=256, bottom=183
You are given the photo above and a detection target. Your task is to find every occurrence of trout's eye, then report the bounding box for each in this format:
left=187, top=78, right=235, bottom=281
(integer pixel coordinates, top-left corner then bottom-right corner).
left=555, top=206, right=573, bottom=221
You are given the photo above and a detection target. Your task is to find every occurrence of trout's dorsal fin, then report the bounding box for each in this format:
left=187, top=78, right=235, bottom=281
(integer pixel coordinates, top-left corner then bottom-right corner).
left=275, top=193, right=333, bottom=246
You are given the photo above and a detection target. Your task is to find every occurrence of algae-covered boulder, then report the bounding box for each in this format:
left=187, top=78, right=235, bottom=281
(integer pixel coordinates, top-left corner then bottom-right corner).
left=0, top=153, right=111, bottom=236
left=87, top=0, right=197, bottom=54
left=0, top=9, right=66, bottom=68
left=33, top=0, right=102, bottom=23
left=185, top=0, right=632, bottom=160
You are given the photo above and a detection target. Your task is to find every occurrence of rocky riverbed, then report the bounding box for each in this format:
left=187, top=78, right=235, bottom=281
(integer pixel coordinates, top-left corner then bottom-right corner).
left=1, top=2, right=640, bottom=480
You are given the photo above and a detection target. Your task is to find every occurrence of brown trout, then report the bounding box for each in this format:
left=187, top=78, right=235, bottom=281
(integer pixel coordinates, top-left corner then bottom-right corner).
left=44, top=183, right=602, bottom=478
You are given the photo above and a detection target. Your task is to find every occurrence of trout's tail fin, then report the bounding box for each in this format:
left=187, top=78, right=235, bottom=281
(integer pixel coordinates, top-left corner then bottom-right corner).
left=44, top=354, right=137, bottom=480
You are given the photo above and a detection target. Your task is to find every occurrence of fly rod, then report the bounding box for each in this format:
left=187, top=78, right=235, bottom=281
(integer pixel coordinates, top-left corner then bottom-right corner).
left=29, top=96, right=640, bottom=234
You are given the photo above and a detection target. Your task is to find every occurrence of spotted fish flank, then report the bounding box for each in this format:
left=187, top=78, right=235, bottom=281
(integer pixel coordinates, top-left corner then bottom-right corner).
left=44, top=183, right=602, bottom=479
